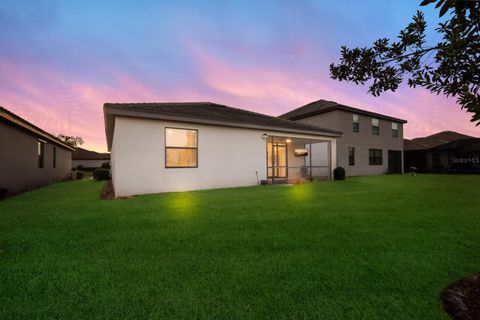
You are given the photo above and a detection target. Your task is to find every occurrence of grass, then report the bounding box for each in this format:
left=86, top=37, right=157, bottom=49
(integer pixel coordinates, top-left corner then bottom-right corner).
left=0, top=175, right=479, bottom=319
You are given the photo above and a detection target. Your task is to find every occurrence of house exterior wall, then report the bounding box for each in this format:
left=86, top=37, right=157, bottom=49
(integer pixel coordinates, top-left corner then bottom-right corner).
left=111, top=117, right=337, bottom=196
left=294, top=110, right=404, bottom=176
left=72, top=159, right=109, bottom=169
left=112, top=117, right=267, bottom=196
left=0, top=121, right=72, bottom=195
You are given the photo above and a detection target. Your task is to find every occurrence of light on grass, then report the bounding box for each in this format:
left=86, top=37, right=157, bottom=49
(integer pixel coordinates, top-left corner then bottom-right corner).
left=167, top=192, right=197, bottom=217
left=287, top=184, right=313, bottom=202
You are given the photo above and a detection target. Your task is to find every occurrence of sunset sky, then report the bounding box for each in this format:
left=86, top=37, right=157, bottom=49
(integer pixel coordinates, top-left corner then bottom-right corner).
left=0, top=0, right=478, bottom=152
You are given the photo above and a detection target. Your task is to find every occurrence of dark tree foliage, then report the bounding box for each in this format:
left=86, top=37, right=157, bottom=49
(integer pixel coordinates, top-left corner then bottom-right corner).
left=330, top=0, right=480, bottom=125
left=57, top=134, right=84, bottom=147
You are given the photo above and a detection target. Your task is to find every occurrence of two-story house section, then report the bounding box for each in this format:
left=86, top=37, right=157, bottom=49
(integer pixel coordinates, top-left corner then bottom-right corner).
left=279, top=100, right=407, bottom=176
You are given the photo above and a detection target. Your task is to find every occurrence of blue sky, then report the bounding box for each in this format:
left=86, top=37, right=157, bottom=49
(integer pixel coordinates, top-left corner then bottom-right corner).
left=0, top=0, right=476, bottom=151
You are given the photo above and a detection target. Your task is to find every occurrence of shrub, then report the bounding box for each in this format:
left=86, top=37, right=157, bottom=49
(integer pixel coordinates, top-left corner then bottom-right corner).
left=76, top=171, right=84, bottom=180
left=76, top=165, right=84, bottom=171
left=101, top=162, right=111, bottom=169
left=333, top=167, right=346, bottom=180
left=0, top=187, right=7, bottom=199
left=93, top=168, right=111, bottom=180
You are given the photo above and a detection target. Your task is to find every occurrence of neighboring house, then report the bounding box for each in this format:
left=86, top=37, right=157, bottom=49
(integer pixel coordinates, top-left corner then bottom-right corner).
left=104, top=102, right=342, bottom=197
left=404, top=131, right=479, bottom=173
left=0, top=106, right=74, bottom=196
left=279, top=99, right=407, bottom=176
left=72, top=147, right=110, bottom=169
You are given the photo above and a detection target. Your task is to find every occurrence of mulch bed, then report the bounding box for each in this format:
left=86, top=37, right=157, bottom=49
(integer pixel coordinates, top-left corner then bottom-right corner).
left=100, top=180, right=115, bottom=200
left=441, top=273, right=480, bottom=320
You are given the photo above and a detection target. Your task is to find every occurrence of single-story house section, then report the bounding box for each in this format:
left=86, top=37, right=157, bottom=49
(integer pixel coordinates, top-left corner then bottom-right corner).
left=72, top=147, right=110, bottom=169
left=404, top=131, right=479, bottom=173
left=104, top=102, right=342, bottom=197
left=0, top=106, right=74, bottom=197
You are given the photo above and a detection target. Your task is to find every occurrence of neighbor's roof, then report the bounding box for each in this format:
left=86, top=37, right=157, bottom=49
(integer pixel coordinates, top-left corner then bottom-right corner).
left=403, top=139, right=430, bottom=151
left=409, top=131, right=475, bottom=150
left=73, top=147, right=110, bottom=160
left=104, top=102, right=343, bottom=150
left=0, top=106, right=75, bottom=151
left=278, top=99, right=408, bottom=124
left=428, top=138, right=480, bottom=153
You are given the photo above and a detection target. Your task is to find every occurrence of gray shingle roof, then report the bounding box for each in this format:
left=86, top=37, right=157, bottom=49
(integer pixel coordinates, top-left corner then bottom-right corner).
left=104, top=101, right=341, bottom=143
left=411, top=131, right=474, bottom=148
left=404, top=131, right=477, bottom=151
left=105, top=102, right=341, bottom=134
left=403, top=139, right=430, bottom=151
left=429, top=138, right=480, bottom=153
left=104, top=102, right=342, bottom=150
left=279, top=99, right=407, bottom=123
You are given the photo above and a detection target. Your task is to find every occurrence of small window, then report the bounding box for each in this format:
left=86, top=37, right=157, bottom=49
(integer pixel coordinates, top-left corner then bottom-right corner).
left=392, top=122, right=398, bottom=138
left=53, top=146, right=57, bottom=168
left=352, top=114, right=359, bottom=132
left=372, top=118, right=379, bottom=135
left=348, top=147, right=355, bottom=166
left=165, top=128, right=198, bottom=168
left=37, top=140, right=45, bottom=168
left=369, top=149, right=383, bottom=165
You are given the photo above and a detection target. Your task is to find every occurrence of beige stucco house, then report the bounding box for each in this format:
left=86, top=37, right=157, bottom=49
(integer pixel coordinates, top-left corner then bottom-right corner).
left=280, top=100, right=407, bottom=176
left=104, top=102, right=342, bottom=197
left=72, top=147, right=110, bottom=169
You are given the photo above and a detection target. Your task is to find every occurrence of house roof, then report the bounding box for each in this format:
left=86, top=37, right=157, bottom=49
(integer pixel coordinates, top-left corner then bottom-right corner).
left=428, top=138, right=480, bottom=153
left=0, top=106, right=75, bottom=151
left=73, top=147, right=110, bottom=160
left=403, top=139, right=430, bottom=151
left=410, top=131, right=475, bottom=149
left=278, top=99, right=408, bottom=123
left=104, top=102, right=343, bottom=150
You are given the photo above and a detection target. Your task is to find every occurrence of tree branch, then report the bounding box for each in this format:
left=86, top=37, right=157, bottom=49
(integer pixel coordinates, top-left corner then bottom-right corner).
left=378, top=46, right=441, bottom=65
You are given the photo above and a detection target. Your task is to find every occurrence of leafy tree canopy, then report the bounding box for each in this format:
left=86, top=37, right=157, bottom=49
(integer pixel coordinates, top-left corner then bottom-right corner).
left=330, top=0, right=480, bottom=125
left=57, top=134, right=84, bottom=148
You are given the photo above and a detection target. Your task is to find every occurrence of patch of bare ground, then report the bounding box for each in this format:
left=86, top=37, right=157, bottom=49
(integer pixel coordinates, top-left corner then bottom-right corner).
left=100, top=180, right=115, bottom=200
left=441, top=273, right=480, bottom=320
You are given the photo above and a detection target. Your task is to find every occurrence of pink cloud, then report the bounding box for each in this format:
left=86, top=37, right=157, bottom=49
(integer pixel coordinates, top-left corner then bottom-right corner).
left=0, top=58, right=165, bottom=152
left=0, top=57, right=233, bottom=152
left=0, top=50, right=477, bottom=157
left=191, top=47, right=478, bottom=139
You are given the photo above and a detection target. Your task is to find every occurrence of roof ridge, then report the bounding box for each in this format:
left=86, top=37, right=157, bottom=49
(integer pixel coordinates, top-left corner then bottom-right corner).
left=104, top=101, right=216, bottom=107
left=412, top=130, right=475, bottom=141
left=278, top=99, right=407, bottom=123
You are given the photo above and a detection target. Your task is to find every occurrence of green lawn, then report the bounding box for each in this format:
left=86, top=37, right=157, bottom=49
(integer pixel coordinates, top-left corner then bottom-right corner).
left=0, top=175, right=479, bottom=319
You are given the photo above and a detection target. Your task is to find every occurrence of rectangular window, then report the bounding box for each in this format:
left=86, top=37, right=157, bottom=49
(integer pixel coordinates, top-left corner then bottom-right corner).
left=392, top=122, right=398, bottom=138
left=369, top=149, right=383, bottom=165
left=165, top=128, right=198, bottom=168
left=37, top=140, right=45, bottom=168
left=348, top=147, right=355, bottom=166
left=53, top=146, right=57, bottom=168
left=352, top=114, right=359, bottom=132
left=372, top=118, right=379, bottom=135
